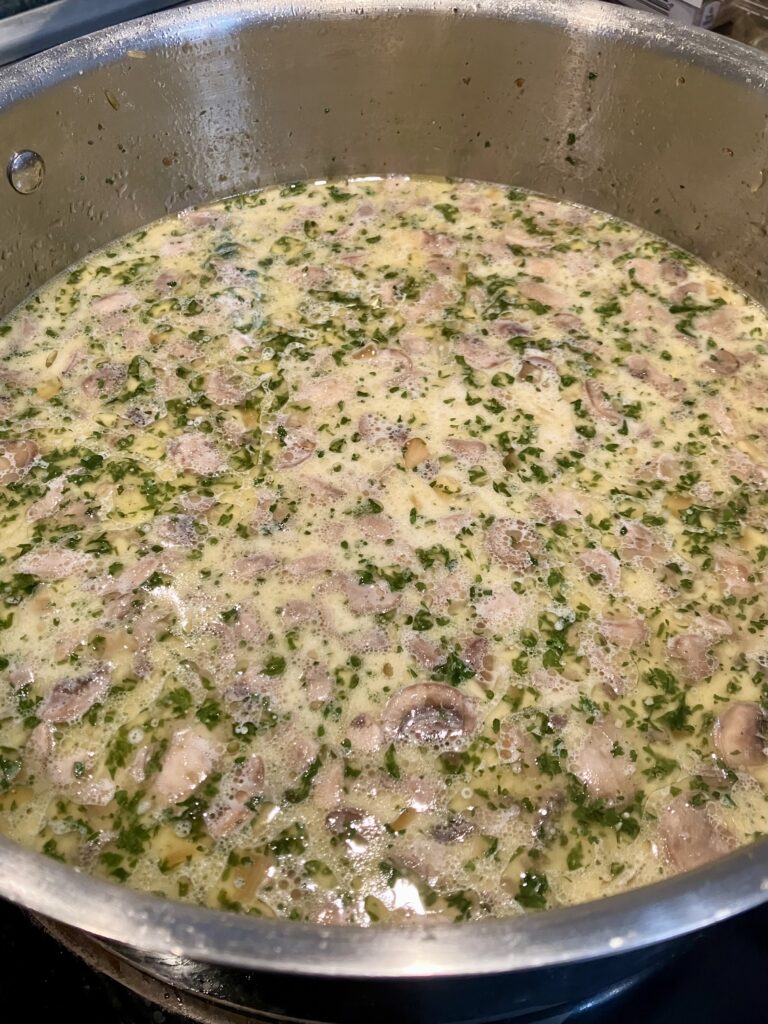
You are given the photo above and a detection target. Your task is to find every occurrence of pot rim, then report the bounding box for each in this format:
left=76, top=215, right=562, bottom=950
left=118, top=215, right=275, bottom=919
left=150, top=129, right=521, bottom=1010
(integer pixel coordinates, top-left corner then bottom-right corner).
left=3, top=831, right=767, bottom=976
left=1, top=0, right=768, bottom=978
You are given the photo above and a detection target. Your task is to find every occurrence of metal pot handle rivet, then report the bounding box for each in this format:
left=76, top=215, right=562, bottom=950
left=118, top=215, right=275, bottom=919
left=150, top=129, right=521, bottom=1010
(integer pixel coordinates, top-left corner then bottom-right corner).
left=7, top=150, right=45, bottom=194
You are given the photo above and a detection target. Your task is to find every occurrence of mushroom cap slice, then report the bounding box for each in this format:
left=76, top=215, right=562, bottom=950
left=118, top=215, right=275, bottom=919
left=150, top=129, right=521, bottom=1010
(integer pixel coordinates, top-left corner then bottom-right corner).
left=382, top=683, right=479, bottom=748
left=656, top=794, right=733, bottom=872
left=39, top=664, right=111, bottom=724
left=713, top=702, right=767, bottom=769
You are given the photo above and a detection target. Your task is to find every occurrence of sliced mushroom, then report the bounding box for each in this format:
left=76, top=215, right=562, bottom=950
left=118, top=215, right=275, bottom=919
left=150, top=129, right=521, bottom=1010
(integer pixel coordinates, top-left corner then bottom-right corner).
left=234, top=552, right=282, bottom=585
left=552, top=311, right=588, bottom=336
left=569, top=725, right=636, bottom=801
left=358, top=513, right=395, bottom=542
left=713, top=702, right=767, bottom=769
left=351, top=344, right=412, bottom=370
left=462, top=635, right=493, bottom=680
left=703, top=348, right=740, bottom=377
left=285, top=553, right=333, bottom=579
left=235, top=604, right=267, bottom=646
left=16, top=547, right=96, bottom=582
left=180, top=492, right=217, bottom=516
left=39, top=664, right=111, bottom=724
left=152, top=513, right=197, bottom=547
left=293, top=374, right=355, bottom=408
left=82, top=362, right=127, bottom=398
left=577, top=549, right=620, bottom=591
left=205, top=366, right=250, bottom=406
left=25, top=722, right=115, bottom=805
left=661, top=259, right=688, bottom=284
left=519, top=280, right=565, bottom=308
left=92, top=288, right=137, bottom=314
left=656, top=795, right=733, bottom=872
left=153, top=727, right=221, bottom=809
left=438, top=512, right=475, bottom=536
left=204, top=753, right=264, bottom=840
left=584, top=380, right=621, bottom=425
left=455, top=336, right=509, bottom=370
left=403, top=631, right=444, bottom=670
left=531, top=487, right=592, bottom=525
left=485, top=518, right=540, bottom=573
left=312, top=758, right=345, bottom=811
left=303, top=663, right=334, bottom=707
left=96, top=551, right=179, bottom=596
left=714, top=547, right=758, bottom=598
left=341, top=576, right=401, bottom=615
left=325, top=806, right=366, bottom=836
left=285, top=731, right=319, bottom=779
left=168, top=432, right=228, bottom=476
left=517, top=356, right=558, bottom=384
left=621, top=353, right=652, bottom=380
left=0, top=438, right=39, bottom=485
left=352, top=626, right=393, bottom=659
left=497, top=718, right=537, bottom=770
left=125, top=401, right=165, bottom=428
left=625, top=355, right=684, bottom=399
left=347, top=712, right=384, bottom=754
left=494, top=318, right=531, bottom=338
left=653, top=453, right=681, bottom=482
left=706, top=397, right=736, bottom=436
left=25, top=721, right=54, bottom=767
left=358, top=413, right=408, bottom=447
left=445, top=437, right=487, bottom=464
left=352, top=625, right=395, bottom=659
left=389, top=834, right=459, bottom=887
left=698, top=613, right=733, bottom=641
left=277, top=430, right=316, bottom=468
left=474, top=588, right=527, bottom=629
left=617, top=521, right=668, bottom=568
left=382, top=683, right=479, bottom=748
left=583, top=643, right=630, bottom=699
left=667, top=634, right=717, bottom=684
left=303, top=476, right=345, bottom=505
left=431, top=816, right=475, bottom=844
left=281, top=599, right=324, bottom=628
left=599, top=617, right=647, bottom=649
left=27, top=474, right=68, bottom=523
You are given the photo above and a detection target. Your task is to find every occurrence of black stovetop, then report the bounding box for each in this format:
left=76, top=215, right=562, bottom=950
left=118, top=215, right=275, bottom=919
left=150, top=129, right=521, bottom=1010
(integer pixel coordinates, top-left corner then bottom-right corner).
left=0, top=896, right=766, bottom=1023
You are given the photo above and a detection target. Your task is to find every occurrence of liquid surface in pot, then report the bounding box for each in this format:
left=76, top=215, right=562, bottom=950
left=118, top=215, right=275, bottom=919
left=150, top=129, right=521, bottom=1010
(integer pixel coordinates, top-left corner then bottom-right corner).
left=0, top=176, right=767, bottom=923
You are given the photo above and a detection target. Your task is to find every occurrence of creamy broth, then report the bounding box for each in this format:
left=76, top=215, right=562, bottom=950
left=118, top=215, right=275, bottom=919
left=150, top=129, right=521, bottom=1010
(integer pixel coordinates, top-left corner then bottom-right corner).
left=0, top=176, right=767, bottom=924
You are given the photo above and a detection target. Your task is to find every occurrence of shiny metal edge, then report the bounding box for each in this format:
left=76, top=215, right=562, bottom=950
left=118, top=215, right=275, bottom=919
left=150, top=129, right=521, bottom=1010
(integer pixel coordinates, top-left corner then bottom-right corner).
left=1, top=829, right=766, bottom=976
left=2, top=0, right=768, bottom=111
left=0, top=0, right=767, bottom=977
left=0, top=0, right=183, bottom=68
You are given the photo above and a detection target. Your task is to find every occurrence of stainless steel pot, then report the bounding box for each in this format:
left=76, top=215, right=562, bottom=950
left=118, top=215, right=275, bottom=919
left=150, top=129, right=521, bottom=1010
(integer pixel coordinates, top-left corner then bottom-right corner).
left=2, top=2, right=768, bottom=1020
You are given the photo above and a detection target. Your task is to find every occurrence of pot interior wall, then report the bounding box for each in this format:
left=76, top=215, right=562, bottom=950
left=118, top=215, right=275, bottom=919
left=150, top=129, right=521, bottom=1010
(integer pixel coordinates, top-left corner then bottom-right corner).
left=1, top=2, right=768, bottom=319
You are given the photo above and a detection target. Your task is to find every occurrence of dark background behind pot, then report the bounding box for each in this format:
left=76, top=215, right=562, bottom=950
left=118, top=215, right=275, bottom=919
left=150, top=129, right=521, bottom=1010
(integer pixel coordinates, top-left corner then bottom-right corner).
left=1, top=898, right=767, bottom=1022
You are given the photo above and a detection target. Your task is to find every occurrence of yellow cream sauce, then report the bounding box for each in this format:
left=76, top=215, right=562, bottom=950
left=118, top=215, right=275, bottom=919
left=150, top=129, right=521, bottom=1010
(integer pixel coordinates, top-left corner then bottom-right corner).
left=0, top=176, right=767, bottom=923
